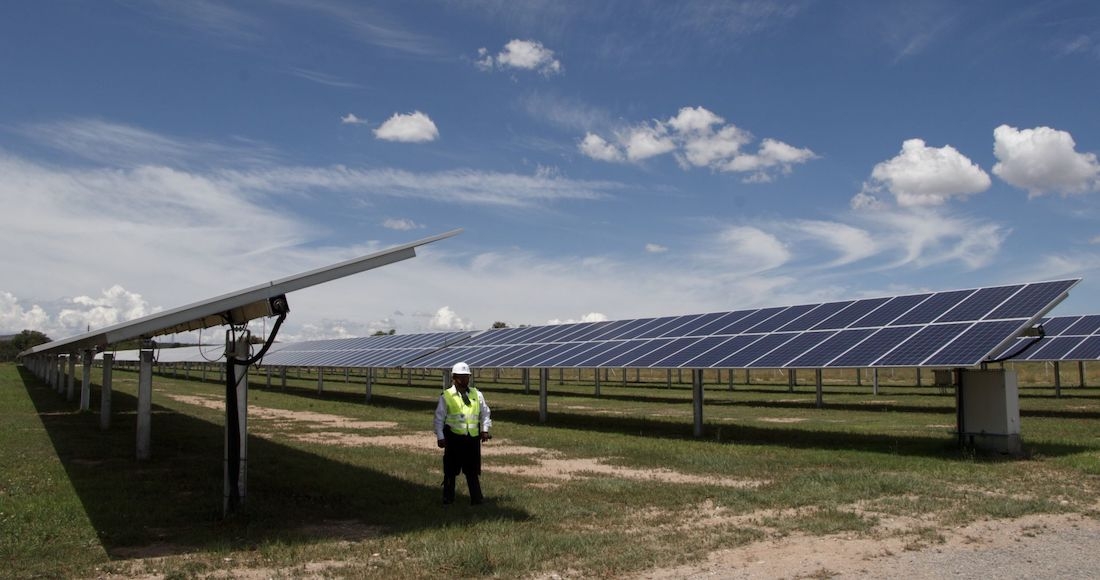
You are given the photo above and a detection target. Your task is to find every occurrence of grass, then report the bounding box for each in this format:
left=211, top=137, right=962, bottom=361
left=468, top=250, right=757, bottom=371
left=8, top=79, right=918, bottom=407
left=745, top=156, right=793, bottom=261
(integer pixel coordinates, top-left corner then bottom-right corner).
left=2, top=360, right=1099, bottom=578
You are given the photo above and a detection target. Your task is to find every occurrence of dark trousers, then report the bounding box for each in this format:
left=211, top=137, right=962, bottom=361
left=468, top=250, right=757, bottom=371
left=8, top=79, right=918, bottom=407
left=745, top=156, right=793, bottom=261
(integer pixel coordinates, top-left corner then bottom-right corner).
left=442, top=429, right=483, bottom=504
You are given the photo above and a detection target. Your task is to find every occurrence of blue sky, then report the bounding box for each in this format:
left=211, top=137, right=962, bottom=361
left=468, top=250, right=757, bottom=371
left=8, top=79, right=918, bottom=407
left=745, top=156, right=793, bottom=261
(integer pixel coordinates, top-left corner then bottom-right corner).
left=2, top=0, right=1100, bottom=342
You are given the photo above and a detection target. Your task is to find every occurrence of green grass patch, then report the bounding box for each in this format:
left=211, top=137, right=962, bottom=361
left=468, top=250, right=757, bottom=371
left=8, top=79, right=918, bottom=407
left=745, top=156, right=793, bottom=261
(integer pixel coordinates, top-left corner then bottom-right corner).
left=3, top=361, right=1100, bottom=577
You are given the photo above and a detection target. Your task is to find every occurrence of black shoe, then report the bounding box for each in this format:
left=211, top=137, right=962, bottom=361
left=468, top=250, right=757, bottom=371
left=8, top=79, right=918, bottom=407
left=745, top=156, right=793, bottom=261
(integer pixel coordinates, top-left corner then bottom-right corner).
left=443, top=498, right=454, bottom=505
left=470, top=497, right=483, bottom=505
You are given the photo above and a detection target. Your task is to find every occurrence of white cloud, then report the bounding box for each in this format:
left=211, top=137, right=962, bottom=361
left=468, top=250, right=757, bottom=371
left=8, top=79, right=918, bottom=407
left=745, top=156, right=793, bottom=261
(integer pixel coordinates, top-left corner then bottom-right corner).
left=477, top=39, right=563, bottom=76
left=992, top=124, right=1100, bottom=196
left=341, top=113, right=367, bottom=125
left=579, top=133, right=624, bottom=162
left=867, top=138, right=991, bottom=206
left=374, top=111, right=439, bottom=143
left=1092, top=235, right=1100, bottom=245
left=790, top=220, right=877, bottom=267
left=715, top=226, right=791, bottom=273
left=579, top=106, right=815, bottom=181
left=547, top=312, right=608, bottom=325
left=0, top=292, right=49, bottom=335
left=645, top=243, right=668, bottom=253
left=856, top=208, right=1008, bottom=270
left=849, top=189, right=887, bottom=211
left=382, top=218, right=423, bottom=231
left=429, top=306, right=470, bottom=330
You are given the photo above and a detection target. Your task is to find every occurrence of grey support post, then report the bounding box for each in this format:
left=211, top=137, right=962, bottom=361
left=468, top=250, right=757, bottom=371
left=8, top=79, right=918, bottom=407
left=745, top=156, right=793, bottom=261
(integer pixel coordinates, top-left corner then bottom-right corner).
left=225, top=334, right=250, bottom=515
left=872, top=368, right=880, bottom=396
left=80, top=349, right=92, bottom=411
left=692, top=369, right=704, bottom=437
left=1054, top=361, right=1062, bottom=398
left=365, top=367, right=374, bottom=403
left=788, top=369, right=796, bottom=393
left=594, top=368, right=601, bottom=398
left=815, top=368, right=824, bottom=409
left=280, top=367, right=287, bottom=390
left=66, top=354, right=76, bottom=401
left=1081, top=361, right=1087, bottom=388
left=523, top=368, right=530, bottom=395
left=317, top=367, right=324, bottom=394
left=136, top=347, right=154, bottom=460
left=539, top=368, right=548, bottom=423
left=100, top=354, right=113, bottom=430
left=56, top=355, right=64, bottom=394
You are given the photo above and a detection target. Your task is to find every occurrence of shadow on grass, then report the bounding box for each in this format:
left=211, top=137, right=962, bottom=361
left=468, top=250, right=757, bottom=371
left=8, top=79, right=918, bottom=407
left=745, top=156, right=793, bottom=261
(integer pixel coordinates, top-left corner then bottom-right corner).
left=149, top=371, right=1096, bottom=460
left=17, top=367, right=530, bottom=559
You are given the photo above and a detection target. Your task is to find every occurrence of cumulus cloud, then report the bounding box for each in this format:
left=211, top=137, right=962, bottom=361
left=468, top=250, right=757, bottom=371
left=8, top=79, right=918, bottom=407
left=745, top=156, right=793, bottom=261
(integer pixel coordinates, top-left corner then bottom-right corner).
left=382, top=218, right=423, bottom=231
left=477, top=39, right=562, bottom=75
left=579, top=133, right=624, bottom=162
left=992, top=124, right=1100, bottom=196
left=429, top=306, right=470, bottom=330
left=0, top=292, right=49, bottom=335
left=790, top=220, right=877, bottom=267
left=579, top=106, right=815, bottom=181
left=645, top=243, right=668, bottom=253
left=861, top=138, right=991, bottom=207
left=341, top=113, right=367, bottom=125
left=374, top=111, right=439, bottom=143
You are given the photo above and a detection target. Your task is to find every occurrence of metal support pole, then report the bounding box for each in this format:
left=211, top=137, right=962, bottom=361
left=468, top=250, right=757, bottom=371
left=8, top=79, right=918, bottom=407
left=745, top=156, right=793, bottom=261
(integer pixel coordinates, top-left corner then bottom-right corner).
left=1054, top=361, right=1062, bottom=398
left=745, top=368, right=751, bottom=385
left=66, top=354, right=76, bottom=401
left=56, top=355, right=64, bottom=394
left=80, top=350, right=92, bottom=411
left=365, top=368, right=374, bottom=403
left=280, top=367, right=287, bottom=390
left=728, top=368, right=734, bottom=391
left=100, top=354, right=113, bottom=430
left=136, top=348, right=154, bottom=460
left=266, top=367, right=271, bottom=388
left=202, top=363, right=207, bottom=383
left=872, top=368, right=879, bottom=396
left=345, top=368, right=349, bottom=383
left=692, top=369, right=704, bottom=437
left=317, top=367, right=324, bottom=394
left=558, top=368, right=563, bottom=385
left=1081, top=361, right=1087, bottom=388
left=539, top=368, right=548, bottom=423
left=788, top=369, right=796, bottom=393
left=856, top=367, right=862, bottom=386
left=815, top=368, right=824, bottom=409
left=667, top=368, right=672, bottom=389
left=916, top=367, right=922, bottom=387
left=622, top=368, right=627, bottom=387
left=523, top=368, right=530, bottom=395
left=224, top=334, right=250, bottom=515
left=594, top=368, right=601, bottom=397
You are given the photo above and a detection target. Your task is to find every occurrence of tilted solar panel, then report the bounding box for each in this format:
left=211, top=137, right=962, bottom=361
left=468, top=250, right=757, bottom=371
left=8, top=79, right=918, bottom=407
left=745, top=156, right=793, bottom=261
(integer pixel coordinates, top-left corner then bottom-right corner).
left=994, top=313, right=1100, bottom=362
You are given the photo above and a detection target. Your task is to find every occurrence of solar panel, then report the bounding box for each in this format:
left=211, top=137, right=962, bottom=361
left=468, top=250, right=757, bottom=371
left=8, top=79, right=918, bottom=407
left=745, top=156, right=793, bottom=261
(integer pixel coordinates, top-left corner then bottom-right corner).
left=994, top=313, right=1100, bottom=362
left=260, top=280, right=1078, bottom=371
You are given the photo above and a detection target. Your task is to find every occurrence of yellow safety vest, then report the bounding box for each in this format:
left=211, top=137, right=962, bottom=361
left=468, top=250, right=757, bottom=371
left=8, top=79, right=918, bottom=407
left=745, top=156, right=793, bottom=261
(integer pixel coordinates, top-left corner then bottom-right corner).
left=442, top=386, right=481, bottom=437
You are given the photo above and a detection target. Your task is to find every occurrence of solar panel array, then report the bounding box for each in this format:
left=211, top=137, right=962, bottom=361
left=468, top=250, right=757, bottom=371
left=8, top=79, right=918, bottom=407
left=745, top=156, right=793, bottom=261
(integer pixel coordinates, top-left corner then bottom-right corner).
left=997, top=315, right=1100, bottom=361
left=407, top=280, right=1077, bottom=370
left=258, top=330, right=475, bottom=368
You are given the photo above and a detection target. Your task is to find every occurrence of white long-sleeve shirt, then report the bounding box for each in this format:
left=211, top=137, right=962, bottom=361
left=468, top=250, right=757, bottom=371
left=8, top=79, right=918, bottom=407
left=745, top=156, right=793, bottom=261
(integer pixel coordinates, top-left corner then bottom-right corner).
left=433, top=386, right=492, bottom=440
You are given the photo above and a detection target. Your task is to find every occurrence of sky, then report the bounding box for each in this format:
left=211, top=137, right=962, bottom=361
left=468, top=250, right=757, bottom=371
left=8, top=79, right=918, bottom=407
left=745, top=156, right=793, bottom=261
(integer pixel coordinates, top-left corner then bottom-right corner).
left=2, top=0, right=1100, bottom=344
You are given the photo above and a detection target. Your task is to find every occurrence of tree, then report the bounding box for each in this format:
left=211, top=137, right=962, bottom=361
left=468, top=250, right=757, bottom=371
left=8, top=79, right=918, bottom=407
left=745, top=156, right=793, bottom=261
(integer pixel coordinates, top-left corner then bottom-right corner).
left=491, top=321, right=508, bottom=329
left=372, top=329, right=396, bottom=336
left=0, top=329, right=52, bottom=362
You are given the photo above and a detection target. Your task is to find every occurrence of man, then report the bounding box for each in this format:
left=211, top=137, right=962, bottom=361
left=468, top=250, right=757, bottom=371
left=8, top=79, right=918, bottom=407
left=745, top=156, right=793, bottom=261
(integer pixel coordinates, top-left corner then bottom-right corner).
left=434, top=361, right=491, bottom=505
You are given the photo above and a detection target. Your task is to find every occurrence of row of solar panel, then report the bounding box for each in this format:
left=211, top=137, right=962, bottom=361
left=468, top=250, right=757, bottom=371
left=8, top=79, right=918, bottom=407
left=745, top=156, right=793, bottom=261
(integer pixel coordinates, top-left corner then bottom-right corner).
left=998, top=315, right=1100, bottom=361
left=455, top=281, right=1072, bottom=349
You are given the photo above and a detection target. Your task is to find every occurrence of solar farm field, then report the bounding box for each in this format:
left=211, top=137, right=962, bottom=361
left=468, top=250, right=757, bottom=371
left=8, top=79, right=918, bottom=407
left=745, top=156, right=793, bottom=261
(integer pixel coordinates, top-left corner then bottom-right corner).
left=3, top=361, right=1099, bottom=578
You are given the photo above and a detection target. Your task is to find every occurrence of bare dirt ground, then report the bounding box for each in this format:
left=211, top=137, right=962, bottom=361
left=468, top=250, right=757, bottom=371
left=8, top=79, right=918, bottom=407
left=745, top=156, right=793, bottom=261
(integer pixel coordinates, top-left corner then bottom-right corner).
left=159, top=394, right=1100, bottom=579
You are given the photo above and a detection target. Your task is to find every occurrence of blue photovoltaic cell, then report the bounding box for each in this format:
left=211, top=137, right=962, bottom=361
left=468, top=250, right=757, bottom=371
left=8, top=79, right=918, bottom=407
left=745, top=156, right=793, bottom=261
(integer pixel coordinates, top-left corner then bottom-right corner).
left=891, top=290, right=974, bottom=326
left=745, top=304, right=818, bottom=333
left=598, top=339, right=676, bottom=367
left=537, top=342, right=605, bottom=367
left=567, top=320, right=624, bottom=342
left=691, top=310, right=755, bottom=336
left=684, top=335, right=760, bottom=367
left=500, top=342, right=570, bottom=368
left=935, top=286, right=1021, bottom=322
left=778, top=301, right=852, bottom=332
left=1040, top=316, right=1079, bottom=335
left=1067, top=336, right=1100, bottom=360
left=714, top=307, right=785, bottom=335
left=712, top=334, right=796, bottom=368
left=649, top=314, right=709, bottom=338
left=473, top=344, right=536, bottom=367
left=985, top=280, right=1076, bottom=319
left=811, top=298, right=890, bottom=330
left=651, top=335, right=733, bottom=367
left=616, top=317, right=679, bottom=340
left=876, top=323, right=971, bottom=366
left=551, top=322, right=606, bottom=343
left=787, top=328, right=876, bottom=368
left=659, top=312, right=727, bottom=337
left=569, top=341, right=643, bottom=367
left=747, top=331, right=835, bottom=368
left=591, top=318, right=655, bottom=341
left=1064, top=315, right=1100, bottom=336
left=830, top=326, right=920, bottom=367
left=635, top=315, right=697, bottom=339
left=516, top=324, right=569, bottom=344
left=924, top=320, right=1022, bottom=366
left=852, top=294, right=930, bottom=327
left=1024, top=337, right=1088, bottom=361
left=623, top=337, right=700, bottom=367
left=549, top=341, right=616, bottom=367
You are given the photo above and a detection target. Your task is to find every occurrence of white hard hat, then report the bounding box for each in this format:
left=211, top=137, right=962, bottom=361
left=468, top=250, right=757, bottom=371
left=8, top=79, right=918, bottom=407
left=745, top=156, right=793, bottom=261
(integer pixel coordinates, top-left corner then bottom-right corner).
left=451, top=362, right=471, bottom=375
